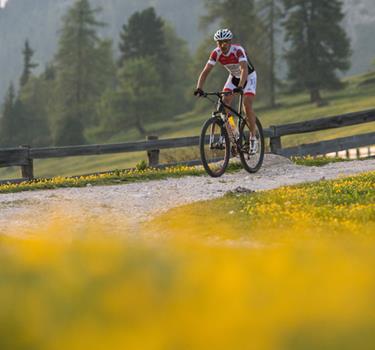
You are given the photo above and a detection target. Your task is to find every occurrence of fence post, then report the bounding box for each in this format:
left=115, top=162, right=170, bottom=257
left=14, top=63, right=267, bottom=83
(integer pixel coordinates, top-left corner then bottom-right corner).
left=146, top=135, right=160, bottom=167
left=356, top=148, right=361, bottom=159
left=20, top=145, right=34, bottom=180
left=269, top=126, right=282, bottom=154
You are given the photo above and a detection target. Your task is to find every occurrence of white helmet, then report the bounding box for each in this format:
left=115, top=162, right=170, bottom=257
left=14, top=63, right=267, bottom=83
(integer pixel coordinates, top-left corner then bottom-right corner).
left=214, top=28, right=233, bottom=41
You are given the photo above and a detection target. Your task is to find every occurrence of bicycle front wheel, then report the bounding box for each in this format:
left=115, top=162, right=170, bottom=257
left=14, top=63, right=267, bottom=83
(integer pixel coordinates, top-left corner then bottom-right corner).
left=200, top=117, right=230, bottom=177
left=238, top=117, right=265, bottom=173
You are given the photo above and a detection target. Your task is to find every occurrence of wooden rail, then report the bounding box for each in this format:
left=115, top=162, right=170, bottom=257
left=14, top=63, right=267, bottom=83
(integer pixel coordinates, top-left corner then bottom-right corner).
left=0, top=108, right=374, bottom=183
left=277, top=132, right=375, bottom=158
left=268, top=108, right=375, bottom=153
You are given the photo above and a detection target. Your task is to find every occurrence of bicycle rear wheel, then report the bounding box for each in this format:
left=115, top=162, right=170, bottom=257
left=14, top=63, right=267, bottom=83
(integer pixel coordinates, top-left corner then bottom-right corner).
left=238, top=117, right=264, bottom=173
left=200, top=117, right=230, bottom=177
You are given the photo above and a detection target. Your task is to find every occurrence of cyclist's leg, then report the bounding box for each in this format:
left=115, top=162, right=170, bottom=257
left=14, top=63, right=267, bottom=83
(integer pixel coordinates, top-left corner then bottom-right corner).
left=223, top=75, right=235, bottom=113
left=243, top=94, right=256, bottom=136
left=223, top=76, right=238, bottom=157
left=243, top=72, right=257, bottom=136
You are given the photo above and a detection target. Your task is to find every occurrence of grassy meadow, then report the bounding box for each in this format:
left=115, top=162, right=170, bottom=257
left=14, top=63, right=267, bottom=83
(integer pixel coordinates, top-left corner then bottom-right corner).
left=0, top=171, right=374, bottom=349
left=1, top=71, right=374, bottom=181
left=0, top=164, right=206, bottom=194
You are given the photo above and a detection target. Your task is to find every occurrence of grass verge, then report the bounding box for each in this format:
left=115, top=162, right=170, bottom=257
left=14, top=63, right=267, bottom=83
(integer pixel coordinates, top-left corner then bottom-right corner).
left=291, top=155, right=374, bottom=166
left=291, top=155, right=352, bottom=166
left=149, top=170, right=375, bottom=243
left=1, top=71, right=374, bottom=180
left=0, top=162, right=243, bottom=194
left=0, top=172, right=375, bottom=349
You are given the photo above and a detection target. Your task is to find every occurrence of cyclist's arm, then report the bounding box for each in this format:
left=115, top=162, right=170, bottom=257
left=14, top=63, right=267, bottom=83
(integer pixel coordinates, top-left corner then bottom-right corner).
left=238, top=61, right=248, bottom=88
left=196, top=63, right=214, bottom=90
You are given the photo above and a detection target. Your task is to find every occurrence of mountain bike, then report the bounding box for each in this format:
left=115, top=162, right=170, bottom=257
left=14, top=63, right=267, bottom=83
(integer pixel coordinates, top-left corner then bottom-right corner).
left=199, top=91, right=264, bottom=177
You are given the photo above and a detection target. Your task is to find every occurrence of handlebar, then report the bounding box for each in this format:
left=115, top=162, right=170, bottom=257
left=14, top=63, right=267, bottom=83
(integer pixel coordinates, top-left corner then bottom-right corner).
left=201, top=91, right=244, bottom=102
left=199, top=90, right=244, bottom=117
left=202, top=91, right=237, bottom=98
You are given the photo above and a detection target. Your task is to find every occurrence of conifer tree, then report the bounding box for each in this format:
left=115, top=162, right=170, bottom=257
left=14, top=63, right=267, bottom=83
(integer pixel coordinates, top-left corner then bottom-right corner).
left=116, top=57, right=164, bottom=136
left=118, top=6, right=171, bottom=93
left=200, top=0, right=270, bottom=99
left=0, top=83, right=16, bottom=146
left=20, top=40, right=38, bottom=87
left=0, top=83, right=27, bottom=147
left=114, top=7, right=191, bottom=134
left=18, top=75, right=53, bottom=146
left=283, top=0, right=351, bottom=104
left=53, top=0, right=114, bottom=145
left=256, top=0, right=283, bottom=107
left=118, top=7, right=169, bottom=69
left=163, top=24, right=194, bottom=114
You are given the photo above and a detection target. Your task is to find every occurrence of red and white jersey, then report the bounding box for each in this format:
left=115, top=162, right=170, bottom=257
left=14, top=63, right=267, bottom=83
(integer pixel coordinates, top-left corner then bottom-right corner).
left=207, top=44, right=255, bottom=78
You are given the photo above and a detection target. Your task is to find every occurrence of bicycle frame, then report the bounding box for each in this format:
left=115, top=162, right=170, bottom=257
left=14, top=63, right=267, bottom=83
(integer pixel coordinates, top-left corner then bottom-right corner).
left=204, top=91, right=245, bottom=124
left=199, top=91, right=265, bottom=176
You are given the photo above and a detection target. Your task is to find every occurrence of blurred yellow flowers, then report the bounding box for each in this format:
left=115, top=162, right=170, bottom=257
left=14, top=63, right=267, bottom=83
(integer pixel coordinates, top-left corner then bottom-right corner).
left=0, top=171, right=374, bottom=349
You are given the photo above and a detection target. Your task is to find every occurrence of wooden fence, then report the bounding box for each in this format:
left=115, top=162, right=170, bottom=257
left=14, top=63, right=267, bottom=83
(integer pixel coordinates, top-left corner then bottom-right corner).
left=1, top=108, right=374, bottom=183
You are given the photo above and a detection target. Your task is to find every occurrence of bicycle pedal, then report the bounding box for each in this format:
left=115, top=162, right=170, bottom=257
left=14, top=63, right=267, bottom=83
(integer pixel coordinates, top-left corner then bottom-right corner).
left=231, top=145, right=239, bottom=157
left=241, top=143, right=249, bottom=152
left=210, top=142, right=225, bottom=150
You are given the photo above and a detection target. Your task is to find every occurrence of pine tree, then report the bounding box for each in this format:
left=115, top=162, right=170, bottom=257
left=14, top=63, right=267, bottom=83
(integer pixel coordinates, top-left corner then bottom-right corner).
left=118, top=7, right=169, bottom=69
left=0, top=83, right=16, bottom=146
left=20, top=40, right=38, bottom=87
left=283, top=0, right=351, bottom=104
left=53, top=0, right=114, bottom=145
left=42, top=63, right=56, bottom=81
left=114, top=7, right=191, bottom=134
left=162, top=24, right=194, bottom=114
left=18, top=75, right=53, bottom=146
left=0, top=83, right=27, bottom=147
left=115, top=57, right=164, bottom=136
left=199, top=0, right=270, bottom=99
left=256, top=0, right=284, bottom=107
left=118, top=6, right=171, bottom=93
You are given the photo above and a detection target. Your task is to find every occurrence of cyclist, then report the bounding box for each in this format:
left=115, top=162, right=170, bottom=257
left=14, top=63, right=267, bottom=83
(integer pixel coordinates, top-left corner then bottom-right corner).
left=194, top=28, right=258, bottom=154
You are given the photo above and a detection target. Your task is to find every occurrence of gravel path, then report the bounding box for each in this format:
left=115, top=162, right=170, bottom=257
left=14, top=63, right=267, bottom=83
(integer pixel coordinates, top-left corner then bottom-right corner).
left=1, top=155, right=375, bottom=237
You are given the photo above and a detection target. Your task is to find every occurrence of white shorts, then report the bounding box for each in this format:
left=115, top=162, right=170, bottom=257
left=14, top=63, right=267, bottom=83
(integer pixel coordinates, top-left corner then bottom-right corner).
left=223, top=71, right=257, bottom=96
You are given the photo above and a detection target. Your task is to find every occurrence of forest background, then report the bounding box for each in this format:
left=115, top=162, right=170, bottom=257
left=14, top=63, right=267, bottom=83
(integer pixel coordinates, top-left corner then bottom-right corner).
left=0, top=0, right=374, bottom=148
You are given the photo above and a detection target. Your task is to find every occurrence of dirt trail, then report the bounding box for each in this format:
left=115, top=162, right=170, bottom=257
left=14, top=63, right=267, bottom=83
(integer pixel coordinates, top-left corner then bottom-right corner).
left=1, top=155, right=375, bottom=237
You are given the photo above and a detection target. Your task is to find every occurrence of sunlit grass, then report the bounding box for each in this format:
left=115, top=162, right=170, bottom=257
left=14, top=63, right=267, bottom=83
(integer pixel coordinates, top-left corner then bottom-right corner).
left=0, top=172, right=375, bottom=349
left=151, top=171, right=375, bottom=244
left=3, top=235, right=375, bottom=350
left=292, top=155, right=352, bottom=166
left=1, top=72, right=374, bottom=180
left=0, top=165, right=203, bottom=194
left=0, top=162, right=243, bottom=194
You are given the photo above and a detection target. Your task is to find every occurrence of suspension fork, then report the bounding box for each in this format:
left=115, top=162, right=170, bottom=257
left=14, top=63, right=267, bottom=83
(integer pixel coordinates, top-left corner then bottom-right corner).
left=209, top=114, right=227, bottom=148
left=209, top=114, right=220, bottom=147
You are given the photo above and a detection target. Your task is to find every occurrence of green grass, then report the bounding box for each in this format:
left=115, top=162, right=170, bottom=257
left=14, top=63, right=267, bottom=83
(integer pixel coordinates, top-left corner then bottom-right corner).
left=1, top=172, right=375, bottom=349
left=292, top=156, right=353, bottom=166
left=1, top=71, right=374, bottom=180
left=150, top=171, right=375, bottom=243
left=1, top=152, right=369, bottom=193
left=0, top=162, right=243, bottom=194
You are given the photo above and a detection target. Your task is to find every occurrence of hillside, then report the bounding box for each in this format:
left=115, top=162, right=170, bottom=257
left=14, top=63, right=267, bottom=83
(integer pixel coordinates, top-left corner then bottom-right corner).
left=1, top=0, right=375, bottom=102
left=0, top=0, right=205, bottom=101
left=0, top=70, right=374, bottom=181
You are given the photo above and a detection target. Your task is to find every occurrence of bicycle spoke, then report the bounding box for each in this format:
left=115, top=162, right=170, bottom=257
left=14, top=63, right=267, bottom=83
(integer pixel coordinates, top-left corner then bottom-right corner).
left=199, top=91, right=263, bottom=176
left=239, top=117, right=264, bottom=173
left=200, top=118, right=230, bottom=177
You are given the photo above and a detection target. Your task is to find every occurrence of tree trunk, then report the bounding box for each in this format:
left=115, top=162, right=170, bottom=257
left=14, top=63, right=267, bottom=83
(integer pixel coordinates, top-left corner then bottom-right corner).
left=310, top=88, right=322, bottom=103
left=269, top=0, right=276, bottom=108
left=135, top=117, right=146, bottom=136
